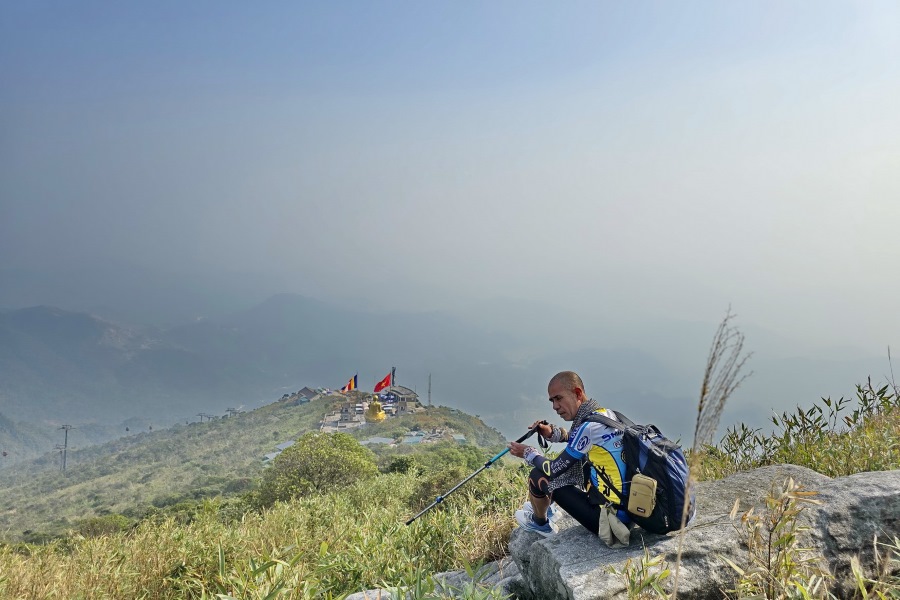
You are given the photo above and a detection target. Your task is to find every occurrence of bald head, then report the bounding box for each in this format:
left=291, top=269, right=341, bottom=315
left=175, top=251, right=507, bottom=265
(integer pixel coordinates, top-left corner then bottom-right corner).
left=548, top=371, right=586, bottom=395
left=547, top=371, right=588, bottom=421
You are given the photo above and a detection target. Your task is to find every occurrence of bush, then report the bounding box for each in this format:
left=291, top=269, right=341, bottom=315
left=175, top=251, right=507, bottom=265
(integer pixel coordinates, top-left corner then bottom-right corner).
left=75, top=514, right=131, bottom=538
left=409, top=466, right=469, bottom=510
left=251, top=432, right=378, bottom=508
left=384, top=455, right=419, bottom=475
left=406, top=465, right=517, bottom=512
left=694, top=381, right=900, bottom=481
left=405, top=442, right=487, bottom=474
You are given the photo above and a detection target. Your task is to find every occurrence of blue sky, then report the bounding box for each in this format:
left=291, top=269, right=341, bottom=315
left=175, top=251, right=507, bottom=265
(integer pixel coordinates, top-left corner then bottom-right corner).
left=2, top=1, right=899, bottom=356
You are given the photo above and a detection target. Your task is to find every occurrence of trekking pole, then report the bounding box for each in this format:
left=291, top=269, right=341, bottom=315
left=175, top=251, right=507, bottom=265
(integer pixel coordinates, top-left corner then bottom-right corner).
left=405, top=421, right=547, bottom=526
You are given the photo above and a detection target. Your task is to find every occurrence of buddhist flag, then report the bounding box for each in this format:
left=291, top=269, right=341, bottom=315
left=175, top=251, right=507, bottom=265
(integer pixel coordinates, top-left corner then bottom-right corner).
left=340, top=374, right=358, bottom=392
left=374, top=371, right=392, bottom=393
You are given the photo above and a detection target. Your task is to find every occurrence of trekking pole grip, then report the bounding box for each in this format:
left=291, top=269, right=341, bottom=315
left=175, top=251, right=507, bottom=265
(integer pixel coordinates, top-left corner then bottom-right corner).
left=516, top=420, right=548, bottom=444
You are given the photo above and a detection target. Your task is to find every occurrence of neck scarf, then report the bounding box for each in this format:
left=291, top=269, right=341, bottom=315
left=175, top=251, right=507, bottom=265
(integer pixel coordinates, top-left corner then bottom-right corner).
left=571, top=397, right=601, bottom=431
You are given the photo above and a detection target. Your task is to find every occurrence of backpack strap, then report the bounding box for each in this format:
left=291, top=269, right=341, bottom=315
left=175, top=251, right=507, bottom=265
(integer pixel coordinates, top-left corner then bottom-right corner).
left=594, top=465, right=626, bottom=505
left=587, top=412, right=663, bottom=439
left=612, top=410, right=635, bottom=427
left=583, top=410, right=633, bottom=430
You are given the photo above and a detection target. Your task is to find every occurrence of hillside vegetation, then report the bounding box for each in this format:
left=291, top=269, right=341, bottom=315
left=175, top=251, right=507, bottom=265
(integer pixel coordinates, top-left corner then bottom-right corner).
left=0, top=393, right=505, bottom=542
left=1, top=380, right=899, bottom=599
left=0, top=410, right=159, bottom=467
left=694, top=380, right=900, bottom=480
left=0, top=413, right=52, bottom=466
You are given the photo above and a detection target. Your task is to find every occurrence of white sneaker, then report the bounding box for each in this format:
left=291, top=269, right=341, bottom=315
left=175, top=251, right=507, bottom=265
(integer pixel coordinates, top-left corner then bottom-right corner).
left=523, top=501, right=561, bottom=524
left=514, top=509, right=557, bottom=537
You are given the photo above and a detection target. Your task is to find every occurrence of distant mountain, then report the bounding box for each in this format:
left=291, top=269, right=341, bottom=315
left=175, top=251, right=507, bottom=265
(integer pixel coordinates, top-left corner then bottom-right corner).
left=0, top=265, right=284, bottom=326
left=2, top=294, right=885, bottom=445
left=0, top=298, right=738, bottom=442
left=165, top=293, right=514, bottom=389
left=0, top=306, right=242, bottom=423
left=0, top=297, right=523, bottom=427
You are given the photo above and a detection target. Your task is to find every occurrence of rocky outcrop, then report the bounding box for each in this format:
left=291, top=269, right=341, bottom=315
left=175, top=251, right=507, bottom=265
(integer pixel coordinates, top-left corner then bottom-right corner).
left=801, top=470, right=900, bottom=597
left=344, top=557, right=520, bottom=600
left=508, top=464, right=900, bottom=599
left=433, top=557, right=522, bottom=596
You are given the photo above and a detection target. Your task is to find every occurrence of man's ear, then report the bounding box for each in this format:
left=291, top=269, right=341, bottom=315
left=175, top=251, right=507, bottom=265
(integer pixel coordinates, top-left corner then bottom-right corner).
left=573, top=387, right=586, bottom=401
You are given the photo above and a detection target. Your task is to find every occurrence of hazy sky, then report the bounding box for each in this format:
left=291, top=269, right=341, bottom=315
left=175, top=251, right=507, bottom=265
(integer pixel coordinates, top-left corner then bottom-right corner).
left=3, top=1, right=899, bottom=353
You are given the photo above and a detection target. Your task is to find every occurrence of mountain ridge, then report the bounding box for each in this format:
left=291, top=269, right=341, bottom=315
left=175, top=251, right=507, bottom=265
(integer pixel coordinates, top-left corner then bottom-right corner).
left=1, top=295, right=888, bottom=448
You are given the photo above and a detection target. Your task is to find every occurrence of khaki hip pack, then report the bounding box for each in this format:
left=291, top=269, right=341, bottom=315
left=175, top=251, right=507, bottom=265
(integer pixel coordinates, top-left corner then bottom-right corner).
left=627, top=473, right=657, bottom=517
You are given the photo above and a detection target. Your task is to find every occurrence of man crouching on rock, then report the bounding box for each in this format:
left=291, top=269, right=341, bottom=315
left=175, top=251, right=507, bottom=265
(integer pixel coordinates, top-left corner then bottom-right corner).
left=508, top=371, right=631, bottom=546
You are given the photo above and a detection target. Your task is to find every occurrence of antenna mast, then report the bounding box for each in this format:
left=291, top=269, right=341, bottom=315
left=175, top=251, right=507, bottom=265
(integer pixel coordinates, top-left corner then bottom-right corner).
left=58, top=424, right=73, bottom=474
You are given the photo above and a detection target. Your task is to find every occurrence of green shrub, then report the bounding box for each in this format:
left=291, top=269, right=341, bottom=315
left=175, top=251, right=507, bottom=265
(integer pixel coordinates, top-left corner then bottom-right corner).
left=406, top=464, right=519, bottom=513
left=694, top=381, right=900, bottom=481
left=384, top=455, right=419, bottom=475
left=251, top=432, right=379, bottom=508
left=75, top=514, right=131, bottom=538
left=414, top=442, right=487, bottom=473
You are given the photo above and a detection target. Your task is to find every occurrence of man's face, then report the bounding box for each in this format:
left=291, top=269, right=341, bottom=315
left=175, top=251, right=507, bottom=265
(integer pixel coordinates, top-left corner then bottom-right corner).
left=547, top=381, right=582, bottom=421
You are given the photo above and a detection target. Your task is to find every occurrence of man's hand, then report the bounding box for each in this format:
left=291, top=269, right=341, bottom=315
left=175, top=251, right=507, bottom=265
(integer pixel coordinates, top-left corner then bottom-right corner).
left=508, top=441, right=530, bottom=458
left=529, top=420, right=552, bottom=439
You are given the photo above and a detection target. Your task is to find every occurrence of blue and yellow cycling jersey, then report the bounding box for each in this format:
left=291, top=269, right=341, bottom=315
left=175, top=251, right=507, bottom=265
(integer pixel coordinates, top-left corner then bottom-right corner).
left=524, top=408, right=630, bottom=523
left=566, top=416, right=628, bottom=509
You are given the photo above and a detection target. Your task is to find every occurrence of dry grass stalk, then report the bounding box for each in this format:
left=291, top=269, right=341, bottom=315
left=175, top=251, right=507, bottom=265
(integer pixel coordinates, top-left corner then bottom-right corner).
left=671, top=307, right=752, bottom=600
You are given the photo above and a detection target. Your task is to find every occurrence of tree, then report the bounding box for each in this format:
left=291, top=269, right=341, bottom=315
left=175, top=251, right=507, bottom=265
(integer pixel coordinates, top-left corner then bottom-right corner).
left=254, top=432, right=378, bottom=508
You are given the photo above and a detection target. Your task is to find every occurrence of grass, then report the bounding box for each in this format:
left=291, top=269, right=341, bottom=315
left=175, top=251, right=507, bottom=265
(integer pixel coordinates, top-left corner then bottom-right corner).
left=624, top=313, right=900, bottom=600
left=612, top=392, right=900, bottom=600
left=720, top=477, right=831, bottom=599
left=693, top=379, right=900, bottom=481
left=0, top=467, right=524, bottom=599
left=0, top=396, right=334, bottom=542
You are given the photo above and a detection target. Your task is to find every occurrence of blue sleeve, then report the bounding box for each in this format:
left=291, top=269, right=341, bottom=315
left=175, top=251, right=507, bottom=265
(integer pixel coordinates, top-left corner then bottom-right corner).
left=564, top=422, right=592, bottom=459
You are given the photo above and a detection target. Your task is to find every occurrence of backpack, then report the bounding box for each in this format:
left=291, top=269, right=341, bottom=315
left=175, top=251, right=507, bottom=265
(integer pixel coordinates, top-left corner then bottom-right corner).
left=583, top=411, right=695, bottom=534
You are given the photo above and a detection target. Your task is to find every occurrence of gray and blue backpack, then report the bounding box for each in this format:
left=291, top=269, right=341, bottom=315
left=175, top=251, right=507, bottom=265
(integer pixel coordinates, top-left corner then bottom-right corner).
left=584, top=411, right=695, bottom=534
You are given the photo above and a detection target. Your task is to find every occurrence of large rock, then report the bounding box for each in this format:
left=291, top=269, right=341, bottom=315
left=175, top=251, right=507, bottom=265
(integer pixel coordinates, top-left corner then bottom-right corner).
left=802, top=470, right=900, bottom=597
left=344, top=557, right=520, bottom=600
left=433, top=557, right=521, bottom=596
left=509, top=465, right=900, bottom=599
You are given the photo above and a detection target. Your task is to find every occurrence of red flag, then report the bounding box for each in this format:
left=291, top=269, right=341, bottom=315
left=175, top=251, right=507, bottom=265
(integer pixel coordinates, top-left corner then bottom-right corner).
left=374, top=372, right=392, bottom=393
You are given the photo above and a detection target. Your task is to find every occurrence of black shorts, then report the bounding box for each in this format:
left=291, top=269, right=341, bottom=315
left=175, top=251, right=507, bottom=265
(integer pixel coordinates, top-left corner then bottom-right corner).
left=528, top=465, right=603, bottom=536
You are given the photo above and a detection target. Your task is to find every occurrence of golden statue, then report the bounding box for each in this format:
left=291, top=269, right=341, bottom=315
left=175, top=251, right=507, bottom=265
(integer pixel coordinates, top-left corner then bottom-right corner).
left=366, top=398, right=386, bottom=422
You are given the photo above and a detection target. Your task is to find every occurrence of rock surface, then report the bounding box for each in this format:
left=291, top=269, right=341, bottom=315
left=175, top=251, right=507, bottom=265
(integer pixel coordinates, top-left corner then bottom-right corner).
left=802, top=470, right=900, bottom=597
left=344, top=556, right=520, bottom=600
left=508, top=464, right=900, bottom=599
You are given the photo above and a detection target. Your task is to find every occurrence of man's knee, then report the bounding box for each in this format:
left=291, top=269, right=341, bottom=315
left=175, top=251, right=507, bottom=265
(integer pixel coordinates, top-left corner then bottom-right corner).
left=528, top=467, right=550, bottom=498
